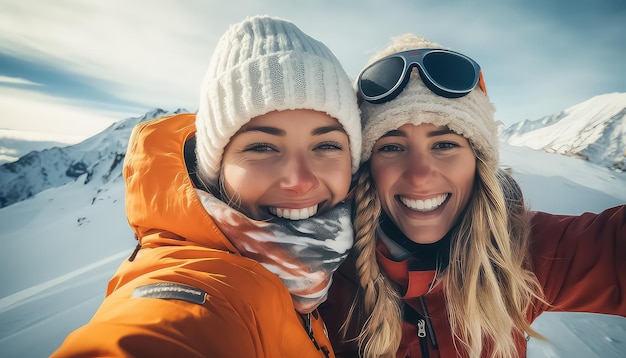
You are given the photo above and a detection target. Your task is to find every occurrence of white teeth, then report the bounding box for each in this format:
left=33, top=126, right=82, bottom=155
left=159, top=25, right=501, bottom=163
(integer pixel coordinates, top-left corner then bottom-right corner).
left=269, top=205, right=318, bottom=220
left=400, top=194, right=448, bottom=212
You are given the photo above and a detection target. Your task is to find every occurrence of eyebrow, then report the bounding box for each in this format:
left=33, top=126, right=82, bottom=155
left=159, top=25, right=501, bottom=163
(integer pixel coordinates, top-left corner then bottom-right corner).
left=427, top=128, right=456, bottom=137
left=312, top=125, right=346, bottom=136
left=239, top=125, right=285, bottom=136
left=239, top=125, right=345, bottom=136
left=379, top=128, right=456, bottom=138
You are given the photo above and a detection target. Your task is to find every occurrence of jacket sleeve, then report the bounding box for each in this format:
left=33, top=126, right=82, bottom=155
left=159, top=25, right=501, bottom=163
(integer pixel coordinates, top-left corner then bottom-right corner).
left=50, top=282, right=261, bottom=357
left=529, top=204, right=626, bottom=318
left=50, top=243, right=333, bottom=358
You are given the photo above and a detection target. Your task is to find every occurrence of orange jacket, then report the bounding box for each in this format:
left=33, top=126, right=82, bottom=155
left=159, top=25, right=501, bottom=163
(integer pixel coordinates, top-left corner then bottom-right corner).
left=53, top=114, right=335, bottom=357
left=321, top=205, right=626, bottom=357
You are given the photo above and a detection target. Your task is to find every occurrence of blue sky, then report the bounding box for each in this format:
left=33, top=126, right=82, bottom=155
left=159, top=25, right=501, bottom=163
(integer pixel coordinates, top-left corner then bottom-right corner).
left=1, top=0, right=624, bottom=143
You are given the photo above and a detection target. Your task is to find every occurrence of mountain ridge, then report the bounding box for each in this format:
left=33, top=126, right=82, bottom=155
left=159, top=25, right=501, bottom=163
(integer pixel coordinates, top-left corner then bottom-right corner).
left=500, top=92, right=626, bottom=171
left=0, top=108, right=188, bottom=208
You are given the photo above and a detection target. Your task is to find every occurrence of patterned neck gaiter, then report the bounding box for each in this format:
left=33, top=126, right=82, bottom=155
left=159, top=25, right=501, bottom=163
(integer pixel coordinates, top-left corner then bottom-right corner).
left=196, top=190, right=354, bottom=313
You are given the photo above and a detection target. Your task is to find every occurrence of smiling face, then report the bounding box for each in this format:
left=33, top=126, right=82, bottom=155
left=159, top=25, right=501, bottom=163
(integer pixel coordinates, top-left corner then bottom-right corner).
left=221, top=109, right=352, bottom=221
left=370, top=123, right=476, bottom=243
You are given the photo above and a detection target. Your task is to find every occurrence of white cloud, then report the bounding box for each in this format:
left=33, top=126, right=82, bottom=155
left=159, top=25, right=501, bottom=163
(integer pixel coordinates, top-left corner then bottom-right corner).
left=0, top=76, right=42, bottom=86
left=0, top=87, right=131, bottom=141
left=0, top=0, right=213, bottom=109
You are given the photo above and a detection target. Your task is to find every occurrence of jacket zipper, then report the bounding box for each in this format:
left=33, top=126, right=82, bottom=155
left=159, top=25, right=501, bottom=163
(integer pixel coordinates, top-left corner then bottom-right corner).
left=403, top=297, right=439, bottom=357
left=419, top=296, right=438, bottom=350
left=301, top=312, right=330, bottom=358
left=417, top=318, right=429, bottom=357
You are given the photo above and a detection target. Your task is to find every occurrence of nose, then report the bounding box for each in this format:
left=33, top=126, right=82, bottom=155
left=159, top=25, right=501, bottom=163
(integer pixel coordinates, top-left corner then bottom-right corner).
left=404, top=149, right=435, bottom=185
left=279, top=154, right=319, bottom=195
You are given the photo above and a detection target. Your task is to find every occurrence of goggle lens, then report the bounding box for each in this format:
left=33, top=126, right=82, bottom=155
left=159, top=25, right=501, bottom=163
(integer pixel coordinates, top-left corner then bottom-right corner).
left=359, top=56, right=405, bottom=98
left=422, top=52, right=477, bottom=92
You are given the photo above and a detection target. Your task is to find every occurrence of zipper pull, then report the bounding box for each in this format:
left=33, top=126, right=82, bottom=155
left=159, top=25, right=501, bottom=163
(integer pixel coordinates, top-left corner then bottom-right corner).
left=417, top=319, right=427, bottom=338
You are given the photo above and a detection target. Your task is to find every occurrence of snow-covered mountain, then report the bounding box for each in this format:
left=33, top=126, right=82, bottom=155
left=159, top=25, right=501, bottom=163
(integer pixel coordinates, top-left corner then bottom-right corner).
left=0, top=130, right=73, bottom=165
left=500, top=92, right=626, bottom=171
left=0, top=108, right=188, bottom=209
left=1, top=106, right=625, bottom=357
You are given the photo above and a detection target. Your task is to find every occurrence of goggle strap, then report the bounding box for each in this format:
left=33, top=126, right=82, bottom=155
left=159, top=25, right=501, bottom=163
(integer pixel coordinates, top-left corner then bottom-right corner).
left=478, top=71, right=488, bottom=96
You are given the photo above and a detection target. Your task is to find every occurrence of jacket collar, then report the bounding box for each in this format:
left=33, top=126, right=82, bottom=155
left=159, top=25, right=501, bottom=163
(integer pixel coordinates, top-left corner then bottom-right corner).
left=376, top=240, right=440, bottom=298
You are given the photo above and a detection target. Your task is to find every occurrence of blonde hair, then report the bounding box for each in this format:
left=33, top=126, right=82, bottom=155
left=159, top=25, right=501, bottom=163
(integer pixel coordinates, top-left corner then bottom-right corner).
left=345, top=162, right=402, bottom=357
left=347, top=158, right=546, bottom=357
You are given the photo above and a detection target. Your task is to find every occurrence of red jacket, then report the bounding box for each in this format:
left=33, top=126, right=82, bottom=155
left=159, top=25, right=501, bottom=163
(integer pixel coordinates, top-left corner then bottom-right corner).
left=53, top=114, right=335, bottom=357
left=320, top=206, right=626, bottom=357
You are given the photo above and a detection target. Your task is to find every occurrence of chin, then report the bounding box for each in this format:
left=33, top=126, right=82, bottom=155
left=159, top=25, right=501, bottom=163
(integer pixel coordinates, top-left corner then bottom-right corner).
left=405, top=228, right=448, bottom=244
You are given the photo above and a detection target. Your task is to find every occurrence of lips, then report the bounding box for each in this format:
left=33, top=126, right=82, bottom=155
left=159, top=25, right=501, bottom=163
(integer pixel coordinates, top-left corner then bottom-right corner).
left=268, top=204, right=319, bottom=220
left=399, top=193, right=448, bottom=212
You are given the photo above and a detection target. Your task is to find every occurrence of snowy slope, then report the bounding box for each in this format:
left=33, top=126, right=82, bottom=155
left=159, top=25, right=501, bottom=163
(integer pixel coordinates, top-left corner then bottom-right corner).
left=1, top=110, right=625, bottom=357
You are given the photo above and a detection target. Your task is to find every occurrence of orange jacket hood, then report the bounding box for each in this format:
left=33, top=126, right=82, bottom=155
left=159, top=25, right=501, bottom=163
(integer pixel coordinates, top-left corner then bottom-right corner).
left=123, top=113, right=237, bottom=252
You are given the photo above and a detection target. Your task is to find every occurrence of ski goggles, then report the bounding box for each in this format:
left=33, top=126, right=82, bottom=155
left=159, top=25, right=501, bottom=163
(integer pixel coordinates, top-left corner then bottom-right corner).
left=357, top=48, right=487, bottom=104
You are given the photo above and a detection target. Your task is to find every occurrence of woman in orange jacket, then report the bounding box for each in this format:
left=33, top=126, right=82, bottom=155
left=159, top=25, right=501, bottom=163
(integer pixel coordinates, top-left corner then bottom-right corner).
left=319, top=34, right=626, bottom=357
left=53, top=15, right=361, bottom=357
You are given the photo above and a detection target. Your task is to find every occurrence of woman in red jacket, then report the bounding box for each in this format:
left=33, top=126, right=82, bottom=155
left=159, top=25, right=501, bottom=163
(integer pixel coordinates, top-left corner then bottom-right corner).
left=319, top=34, right=626, bottom=357
left=53, top=15, right=361, bottom=357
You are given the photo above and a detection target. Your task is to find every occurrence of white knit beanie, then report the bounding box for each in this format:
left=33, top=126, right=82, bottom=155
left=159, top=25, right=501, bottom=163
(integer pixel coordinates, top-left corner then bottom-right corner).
left=360, top=34, right=499, bottom=168
left=195, top=15, right=361, bottom=187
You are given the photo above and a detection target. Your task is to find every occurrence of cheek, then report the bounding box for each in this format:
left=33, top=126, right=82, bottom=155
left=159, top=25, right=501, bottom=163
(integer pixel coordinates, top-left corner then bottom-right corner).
left=221, top=163, right=267, bottom=207
left=370, top=159, right=396, bottom=204
left=455, top=158, right=476, bottom=204
left=222, top=164, right=247, bottom=193
left=222, top=163, right=246, bottom=186
left=369, top=157, right=386, bottom=183
left=321, top=158, right=353, bottom=200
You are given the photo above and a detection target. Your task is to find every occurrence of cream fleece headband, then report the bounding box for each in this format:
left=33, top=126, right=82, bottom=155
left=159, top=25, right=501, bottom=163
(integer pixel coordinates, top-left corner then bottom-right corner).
left=359, top=34, right=499, bottom=167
